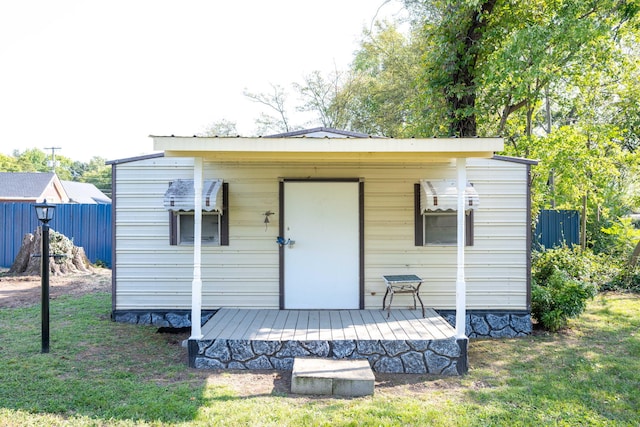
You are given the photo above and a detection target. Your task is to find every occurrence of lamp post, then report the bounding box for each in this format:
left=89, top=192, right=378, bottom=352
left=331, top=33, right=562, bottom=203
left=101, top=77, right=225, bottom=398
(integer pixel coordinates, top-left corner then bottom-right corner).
left=34, top=200, right=55, bottom=353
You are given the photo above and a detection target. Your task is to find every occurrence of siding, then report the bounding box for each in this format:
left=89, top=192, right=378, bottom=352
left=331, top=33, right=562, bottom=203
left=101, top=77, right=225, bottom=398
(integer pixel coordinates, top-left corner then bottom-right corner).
left=113, top=157, right=528, bottom=311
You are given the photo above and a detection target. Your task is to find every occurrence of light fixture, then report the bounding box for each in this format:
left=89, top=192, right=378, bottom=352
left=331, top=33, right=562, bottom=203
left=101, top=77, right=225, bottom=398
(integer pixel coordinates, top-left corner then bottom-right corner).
left=33, top=199, right=56, bottom=353
left=263, top=211, right=274, bottom=232
left=34, top=199, right=55, bottom=223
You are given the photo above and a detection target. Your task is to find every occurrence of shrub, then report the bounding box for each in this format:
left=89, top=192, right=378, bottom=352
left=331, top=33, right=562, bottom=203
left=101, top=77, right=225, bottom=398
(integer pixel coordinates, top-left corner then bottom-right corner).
left=603, top=268, right=640, bottom=293
left=94, top=259, right=109, bottom=268
left=531, top=269, right=597, bottom=331
left=532, top=246, right=619, bottom=290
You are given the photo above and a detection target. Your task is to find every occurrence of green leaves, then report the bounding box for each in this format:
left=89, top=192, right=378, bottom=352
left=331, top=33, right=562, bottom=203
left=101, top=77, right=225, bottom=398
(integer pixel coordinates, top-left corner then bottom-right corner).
left=1, top=149, right=112, bottom=197
left=532, top=269, right=598, bottom=331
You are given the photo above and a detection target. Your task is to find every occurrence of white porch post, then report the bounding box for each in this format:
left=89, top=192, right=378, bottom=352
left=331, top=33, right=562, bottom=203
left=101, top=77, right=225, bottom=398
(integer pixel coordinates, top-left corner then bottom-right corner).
left=455, top=158, right=467, bottom=338
left=190, top=157, right=204, bottom=339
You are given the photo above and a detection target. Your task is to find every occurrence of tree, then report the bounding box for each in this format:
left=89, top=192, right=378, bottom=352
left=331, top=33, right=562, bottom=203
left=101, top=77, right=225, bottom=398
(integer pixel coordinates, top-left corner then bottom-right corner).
left=510, top=125, right=640, bottom=250
left=405, top=0, right=640, bottom=139
left=199, top=119, right=238, bottom=137
left=79, top=157, right=112, bottom=198
left=244, top=84, right=297, bottom=134
left=14, top=148, right=48, bottom=172
left=294, top=69, right=353, bottom=130
left=0, top=153, right=20, bottom=171
left=1, top=149, right=112, bottom=197
left=340, top=22, right=424, bottom=137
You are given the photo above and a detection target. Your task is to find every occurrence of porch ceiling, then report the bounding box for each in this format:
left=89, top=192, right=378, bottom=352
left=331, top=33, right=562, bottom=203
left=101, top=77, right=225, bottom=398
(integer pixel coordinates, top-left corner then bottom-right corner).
left=152, top=136, right=504, bottom=163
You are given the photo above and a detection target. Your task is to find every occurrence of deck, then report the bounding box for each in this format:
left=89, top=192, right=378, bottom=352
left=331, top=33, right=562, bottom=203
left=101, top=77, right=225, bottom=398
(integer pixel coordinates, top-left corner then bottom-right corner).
left=202, top=308, right=455, bottom=341
left=190, top=308, right=468, bottom=375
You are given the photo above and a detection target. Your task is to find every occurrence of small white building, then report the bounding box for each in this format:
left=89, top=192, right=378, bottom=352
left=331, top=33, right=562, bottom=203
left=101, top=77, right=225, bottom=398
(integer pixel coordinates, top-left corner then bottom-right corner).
left=108, top=129, right=536, bottom=341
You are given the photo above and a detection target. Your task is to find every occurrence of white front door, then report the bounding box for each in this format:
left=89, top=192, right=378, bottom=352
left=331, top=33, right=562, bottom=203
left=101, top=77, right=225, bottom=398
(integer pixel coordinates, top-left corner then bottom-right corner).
left=283, top=181, right=360, bottom=309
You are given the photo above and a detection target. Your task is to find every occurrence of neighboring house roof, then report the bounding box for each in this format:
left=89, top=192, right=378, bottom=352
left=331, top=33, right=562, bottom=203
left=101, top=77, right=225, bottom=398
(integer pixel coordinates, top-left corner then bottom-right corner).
left=61, top=180, right=111, bottom=204
left=0, top=172, right=69, bottom=203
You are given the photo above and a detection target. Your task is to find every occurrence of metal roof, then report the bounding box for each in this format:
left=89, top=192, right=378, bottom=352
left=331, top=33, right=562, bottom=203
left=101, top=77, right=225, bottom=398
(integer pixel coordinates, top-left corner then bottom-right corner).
left=61, top=180, right=111, bottom=204
left=163, top=179, right=223, bottom=212
left=420, top=179, right=479, bottom=212
left=263, top=127, right=381, bottom=139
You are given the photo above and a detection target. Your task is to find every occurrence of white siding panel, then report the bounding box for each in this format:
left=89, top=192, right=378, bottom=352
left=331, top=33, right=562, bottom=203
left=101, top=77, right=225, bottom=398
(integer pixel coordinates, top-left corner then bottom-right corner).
left=114, top=156, right=530, bottom=311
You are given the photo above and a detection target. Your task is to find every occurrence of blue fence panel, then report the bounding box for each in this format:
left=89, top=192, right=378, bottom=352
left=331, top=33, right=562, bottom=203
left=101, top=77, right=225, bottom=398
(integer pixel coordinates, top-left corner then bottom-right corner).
left=0, top=203, right=111, bottom=268
left=534, top=209, right=580, bottom=250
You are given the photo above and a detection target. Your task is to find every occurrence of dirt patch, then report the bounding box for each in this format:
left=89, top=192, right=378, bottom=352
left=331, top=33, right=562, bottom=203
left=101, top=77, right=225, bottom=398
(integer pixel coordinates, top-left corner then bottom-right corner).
left=199, top=369, right=467, bottom=399
left=0, top=268, right=111, bottom=308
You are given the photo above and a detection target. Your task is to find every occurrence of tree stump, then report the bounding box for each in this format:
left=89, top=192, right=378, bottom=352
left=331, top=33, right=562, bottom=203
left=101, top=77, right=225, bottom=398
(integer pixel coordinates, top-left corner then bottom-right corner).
left=9, top=227, right=93, bottom=275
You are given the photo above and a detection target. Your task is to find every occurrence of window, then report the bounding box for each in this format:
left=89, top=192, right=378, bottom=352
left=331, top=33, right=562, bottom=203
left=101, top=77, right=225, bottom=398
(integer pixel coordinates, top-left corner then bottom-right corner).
left=414, top=183, right=474, bottom=246
left=177, top=212, right=220, bottom=245
left=422, top=211, right=473, bottom=245
left=169, top=182, right=229, bottom=246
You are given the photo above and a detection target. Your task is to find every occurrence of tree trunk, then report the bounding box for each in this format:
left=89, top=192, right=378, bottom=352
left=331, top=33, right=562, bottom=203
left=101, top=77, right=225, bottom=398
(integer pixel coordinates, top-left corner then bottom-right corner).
left=8, top=233, right=36, bottom=274
left=9, top=228, right=94, bottom=275
left=446, top=0, right=498, bottom=137
left=581, top=194, right=588, bottom=250
left=628, top=240, right=640, bottom=268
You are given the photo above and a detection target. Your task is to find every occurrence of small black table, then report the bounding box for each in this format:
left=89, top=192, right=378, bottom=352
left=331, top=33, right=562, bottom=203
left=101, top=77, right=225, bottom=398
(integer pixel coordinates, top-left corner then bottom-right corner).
left=382, top=275, right=424, bottom=318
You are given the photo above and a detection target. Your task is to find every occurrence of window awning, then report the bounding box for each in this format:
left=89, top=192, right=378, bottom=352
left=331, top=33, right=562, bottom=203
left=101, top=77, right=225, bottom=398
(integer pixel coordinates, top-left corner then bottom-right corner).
left=420, top=179, right=479, bottom=212
left=163, top=179, right=223, bottom=212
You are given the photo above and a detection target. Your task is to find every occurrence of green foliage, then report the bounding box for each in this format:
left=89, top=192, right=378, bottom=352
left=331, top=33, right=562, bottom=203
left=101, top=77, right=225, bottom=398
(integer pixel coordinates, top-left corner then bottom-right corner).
left=78, top=156, right=112, bottom=198
left=0, top=149, right=112, bottom=197
left=532, top=269, right=597, bottom=331
left=533, top=246, right=618, bottom=289
left=93, top=259, right=109, bottom=268
left=508, top=126, right=640, bottom=251
left=531, top=246, right=613, bottom=330
left=215, top=1, right=640, bottom=258
left=342, top=22, right=425, bottom=137
left=601, top=217, right=640, bottom=257
left=0, top=153, right=20, bottom=171
left=605, top=268, right=640, bottom=292
left=14, top=148, right=49, bottom=172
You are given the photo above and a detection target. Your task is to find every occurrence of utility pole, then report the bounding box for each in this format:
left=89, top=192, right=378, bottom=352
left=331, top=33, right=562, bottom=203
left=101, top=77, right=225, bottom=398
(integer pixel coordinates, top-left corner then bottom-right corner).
left=44, top=147, right=61, bottom=172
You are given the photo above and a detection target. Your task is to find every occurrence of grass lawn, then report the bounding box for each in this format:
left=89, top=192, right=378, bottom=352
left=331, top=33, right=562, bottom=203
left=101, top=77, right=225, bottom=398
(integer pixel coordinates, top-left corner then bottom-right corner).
left=0, top=292, right=638, bottom=426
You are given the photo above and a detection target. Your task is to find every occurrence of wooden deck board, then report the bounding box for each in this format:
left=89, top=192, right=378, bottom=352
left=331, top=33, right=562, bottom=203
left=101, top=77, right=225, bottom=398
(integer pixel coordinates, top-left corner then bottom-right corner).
left=252, top=309, right=278, bottom=340
left=340, top=311, right=358, bottom=340
left=329, top=311, right=345, bottom=340
left=281, top=310, right=299, bottom=341
left=267, top=310, right=290, bottom=341
left=359, top=309, right=385, bottom=340
left=243, top=309, right=268, bottom=340
left=367, top=309, right=399, bottom=340
left=318, top=311, right=332, bottom=340
left=293, top=311, right=309, bottom=340
left=349, top=310, right=371, bottom=340
left=389, top=310, right=425, bottom=340
left=204, top=308, right=456, bottom=342
left=306, top=311, right=320, bottom=341
left=229, top=309, right=260, bottom=340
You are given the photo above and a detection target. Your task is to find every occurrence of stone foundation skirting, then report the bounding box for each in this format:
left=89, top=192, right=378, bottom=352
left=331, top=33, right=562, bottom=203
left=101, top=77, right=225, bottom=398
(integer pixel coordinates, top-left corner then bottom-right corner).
left=437, top=310, right=532, bottom=338
left=189, top=337, right=468, bottom=375
left=111, top=310, right=217, bottom=328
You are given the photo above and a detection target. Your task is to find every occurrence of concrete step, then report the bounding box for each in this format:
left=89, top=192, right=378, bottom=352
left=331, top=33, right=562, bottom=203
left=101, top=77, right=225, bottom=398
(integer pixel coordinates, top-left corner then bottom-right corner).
left=291, top=357, right=375, bottom=397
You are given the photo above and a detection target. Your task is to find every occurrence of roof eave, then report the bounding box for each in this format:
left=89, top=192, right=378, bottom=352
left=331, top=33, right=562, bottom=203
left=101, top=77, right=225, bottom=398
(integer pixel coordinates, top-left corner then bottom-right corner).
left=154, top=136, right=503, bottom=163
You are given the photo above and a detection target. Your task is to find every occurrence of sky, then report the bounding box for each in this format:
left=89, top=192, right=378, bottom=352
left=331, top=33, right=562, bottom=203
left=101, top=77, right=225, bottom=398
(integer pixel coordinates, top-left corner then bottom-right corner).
left=0, top=1, right=407, bottom=162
